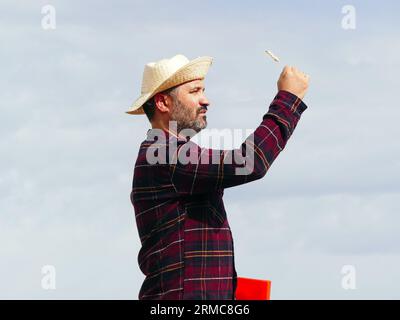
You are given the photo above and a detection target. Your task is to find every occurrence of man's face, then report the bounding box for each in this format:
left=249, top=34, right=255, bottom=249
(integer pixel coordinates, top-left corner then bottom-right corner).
left=169, top=79, right=209, bottom=135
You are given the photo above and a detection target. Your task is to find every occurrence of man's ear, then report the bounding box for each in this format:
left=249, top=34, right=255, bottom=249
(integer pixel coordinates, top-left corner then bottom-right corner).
left=154, top=93, right=172, bottom=113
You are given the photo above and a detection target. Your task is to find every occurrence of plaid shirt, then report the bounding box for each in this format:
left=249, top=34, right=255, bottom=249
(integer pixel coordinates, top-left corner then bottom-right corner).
left=131, top=90, right=308, bottom=300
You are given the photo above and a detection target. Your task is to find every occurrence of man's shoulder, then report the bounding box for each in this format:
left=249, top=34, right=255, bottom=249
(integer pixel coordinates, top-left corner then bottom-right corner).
left=134, top=135, right=202, bottom=168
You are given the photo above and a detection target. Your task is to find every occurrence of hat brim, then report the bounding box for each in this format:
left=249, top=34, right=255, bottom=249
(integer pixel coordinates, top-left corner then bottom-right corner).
left=126, top=56, right=213, bottom=115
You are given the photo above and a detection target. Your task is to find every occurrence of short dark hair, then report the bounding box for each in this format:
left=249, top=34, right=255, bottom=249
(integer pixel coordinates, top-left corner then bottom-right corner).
left=142, top=86, right=179, bottom=122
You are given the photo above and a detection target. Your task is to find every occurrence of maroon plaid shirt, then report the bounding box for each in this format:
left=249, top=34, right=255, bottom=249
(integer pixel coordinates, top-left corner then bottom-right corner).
left=131, top=90, right=308, bottom=300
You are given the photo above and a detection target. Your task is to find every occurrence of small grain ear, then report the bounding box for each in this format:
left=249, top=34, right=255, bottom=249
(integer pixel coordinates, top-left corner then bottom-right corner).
left=265, top=50, right=280, bottom=62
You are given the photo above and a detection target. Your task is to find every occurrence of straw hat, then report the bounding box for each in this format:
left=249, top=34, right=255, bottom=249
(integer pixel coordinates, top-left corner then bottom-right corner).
left=126, top=54, right=213, bottom=115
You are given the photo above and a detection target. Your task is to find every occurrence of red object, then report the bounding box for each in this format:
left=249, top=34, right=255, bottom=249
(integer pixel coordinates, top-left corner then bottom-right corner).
left=235, top=277, right=271, bottom=300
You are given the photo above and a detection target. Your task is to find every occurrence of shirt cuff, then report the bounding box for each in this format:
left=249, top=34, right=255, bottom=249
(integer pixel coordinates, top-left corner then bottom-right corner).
left=273, top=90, right=308, bottom=117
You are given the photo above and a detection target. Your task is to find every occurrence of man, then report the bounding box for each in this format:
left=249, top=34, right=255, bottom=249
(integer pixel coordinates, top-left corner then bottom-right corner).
left=127, top=54, right=309, bottom=300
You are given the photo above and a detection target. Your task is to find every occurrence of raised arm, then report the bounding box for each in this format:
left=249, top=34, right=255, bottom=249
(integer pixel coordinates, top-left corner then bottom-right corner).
left=169, top=66, right=310, bottom=194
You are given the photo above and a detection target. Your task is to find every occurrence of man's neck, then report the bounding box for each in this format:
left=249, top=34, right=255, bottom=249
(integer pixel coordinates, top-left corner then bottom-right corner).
left=151, top=121, right=185, bottom=140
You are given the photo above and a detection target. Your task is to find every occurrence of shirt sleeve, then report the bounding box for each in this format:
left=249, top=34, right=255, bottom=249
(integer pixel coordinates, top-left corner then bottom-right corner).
left=168, top=90, right=308, bottom=194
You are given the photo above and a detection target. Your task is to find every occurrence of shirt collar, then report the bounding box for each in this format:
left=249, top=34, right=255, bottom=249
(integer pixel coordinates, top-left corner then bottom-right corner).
left=146, top=128, right=189, bottom=143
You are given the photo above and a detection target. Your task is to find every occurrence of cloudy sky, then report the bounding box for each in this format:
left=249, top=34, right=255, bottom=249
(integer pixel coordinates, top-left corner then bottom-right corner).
left=1, top=0, right=400, bottom=299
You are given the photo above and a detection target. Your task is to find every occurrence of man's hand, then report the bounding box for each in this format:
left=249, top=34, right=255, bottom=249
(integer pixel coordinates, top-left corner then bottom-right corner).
left=277, top=66, right=309, bottom=100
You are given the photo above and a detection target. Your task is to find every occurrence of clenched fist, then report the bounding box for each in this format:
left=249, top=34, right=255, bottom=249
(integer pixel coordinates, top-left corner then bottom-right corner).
left=277, top=66, right=309, bottom=100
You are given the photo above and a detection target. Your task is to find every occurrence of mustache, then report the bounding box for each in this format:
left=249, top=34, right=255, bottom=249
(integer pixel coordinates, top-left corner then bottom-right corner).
left=198, top=106, right=208, bottom=113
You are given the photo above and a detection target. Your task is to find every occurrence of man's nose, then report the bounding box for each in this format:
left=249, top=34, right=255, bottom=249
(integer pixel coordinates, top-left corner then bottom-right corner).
left=200, top=94, right=210, bottom=107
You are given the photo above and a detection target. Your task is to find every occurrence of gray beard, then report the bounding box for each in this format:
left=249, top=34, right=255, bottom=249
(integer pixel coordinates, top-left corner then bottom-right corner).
left=170, top=98, right=207, bottom=135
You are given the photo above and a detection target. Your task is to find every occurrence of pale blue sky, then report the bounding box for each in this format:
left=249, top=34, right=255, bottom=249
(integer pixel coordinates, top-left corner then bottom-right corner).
left=1, top=0, right=400, bottom=299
